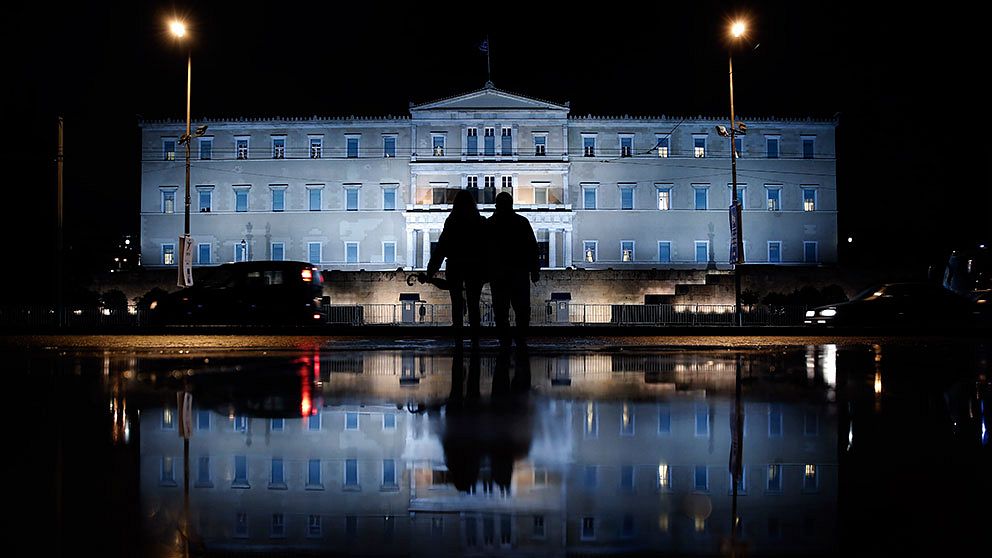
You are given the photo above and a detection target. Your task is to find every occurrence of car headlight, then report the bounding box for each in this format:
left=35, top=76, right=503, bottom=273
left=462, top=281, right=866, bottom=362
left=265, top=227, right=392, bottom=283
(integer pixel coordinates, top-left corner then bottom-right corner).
left=805, top=310, right=815, bottom=317
left=819, top=308, right=837, bottom=317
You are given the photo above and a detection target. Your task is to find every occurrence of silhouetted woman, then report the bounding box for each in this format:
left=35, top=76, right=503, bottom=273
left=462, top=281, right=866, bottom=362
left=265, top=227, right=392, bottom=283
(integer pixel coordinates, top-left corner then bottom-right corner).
left=426, top=190, right=485, bottom=338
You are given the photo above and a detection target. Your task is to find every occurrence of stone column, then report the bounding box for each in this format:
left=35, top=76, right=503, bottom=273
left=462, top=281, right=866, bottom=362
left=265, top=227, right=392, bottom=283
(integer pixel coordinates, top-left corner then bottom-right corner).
left=548, top=228, right=557, bottom=269
left=406, top=228, right=416, bottom=270
left=564, top=230, right=572, bottom=268
left=422, top=229, right=431, bottom=270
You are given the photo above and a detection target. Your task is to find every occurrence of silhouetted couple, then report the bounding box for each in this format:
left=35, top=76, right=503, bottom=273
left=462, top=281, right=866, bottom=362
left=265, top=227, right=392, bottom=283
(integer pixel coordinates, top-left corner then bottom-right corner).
left=426, top=190, right=539, bottom=347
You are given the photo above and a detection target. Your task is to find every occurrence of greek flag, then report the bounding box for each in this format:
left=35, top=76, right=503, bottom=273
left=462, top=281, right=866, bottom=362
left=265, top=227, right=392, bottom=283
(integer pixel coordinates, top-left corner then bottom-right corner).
left=479, top=40, right=489, bottom=53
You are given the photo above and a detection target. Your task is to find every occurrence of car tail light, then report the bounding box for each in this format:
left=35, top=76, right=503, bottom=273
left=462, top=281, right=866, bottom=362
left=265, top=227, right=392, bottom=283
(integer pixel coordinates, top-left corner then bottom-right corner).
left=301, top=268, right=313, bottom=282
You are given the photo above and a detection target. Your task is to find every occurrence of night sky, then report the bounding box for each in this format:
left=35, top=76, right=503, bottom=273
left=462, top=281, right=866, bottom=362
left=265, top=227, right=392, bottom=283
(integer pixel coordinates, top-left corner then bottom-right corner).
left=5, top=2, right=989, bottom=301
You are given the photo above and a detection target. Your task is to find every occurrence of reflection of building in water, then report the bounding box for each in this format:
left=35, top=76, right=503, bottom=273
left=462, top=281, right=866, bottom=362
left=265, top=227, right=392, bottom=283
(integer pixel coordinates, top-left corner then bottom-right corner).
left=140, top=349, right=837, bottom=555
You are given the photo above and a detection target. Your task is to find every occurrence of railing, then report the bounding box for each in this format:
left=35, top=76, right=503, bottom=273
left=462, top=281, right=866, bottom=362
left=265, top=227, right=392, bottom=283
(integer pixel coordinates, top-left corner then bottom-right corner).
left=0, top=303, right=810, bottom=328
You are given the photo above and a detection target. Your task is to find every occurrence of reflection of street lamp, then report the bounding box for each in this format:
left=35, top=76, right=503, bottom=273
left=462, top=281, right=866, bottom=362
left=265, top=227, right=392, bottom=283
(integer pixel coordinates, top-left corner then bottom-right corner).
left=171, top=19, right=207, bottom=287
left=718, top=20, right=748, bottom=326
left=240, top=238, right=247, bottom=262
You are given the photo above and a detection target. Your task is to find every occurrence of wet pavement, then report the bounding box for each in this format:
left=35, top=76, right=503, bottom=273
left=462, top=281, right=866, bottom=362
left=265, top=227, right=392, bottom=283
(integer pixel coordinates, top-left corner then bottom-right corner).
left=5, top=335, right=989, bottom=556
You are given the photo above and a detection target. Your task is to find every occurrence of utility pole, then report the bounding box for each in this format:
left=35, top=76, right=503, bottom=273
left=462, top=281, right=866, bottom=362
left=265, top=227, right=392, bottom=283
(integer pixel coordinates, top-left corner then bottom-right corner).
left=57, top=117, right=64, bottom=328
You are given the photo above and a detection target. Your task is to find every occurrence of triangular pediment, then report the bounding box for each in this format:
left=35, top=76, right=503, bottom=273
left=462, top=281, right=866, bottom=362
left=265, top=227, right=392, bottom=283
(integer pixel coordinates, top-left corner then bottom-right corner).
left=411, top=85, right=568, bottom=112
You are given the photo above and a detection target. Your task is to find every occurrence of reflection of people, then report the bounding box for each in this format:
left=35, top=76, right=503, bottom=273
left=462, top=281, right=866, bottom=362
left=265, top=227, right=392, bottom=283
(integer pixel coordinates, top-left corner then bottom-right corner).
left=426, top=190, right=485, bottom=339
left=487, top=192, right=540, bottom=348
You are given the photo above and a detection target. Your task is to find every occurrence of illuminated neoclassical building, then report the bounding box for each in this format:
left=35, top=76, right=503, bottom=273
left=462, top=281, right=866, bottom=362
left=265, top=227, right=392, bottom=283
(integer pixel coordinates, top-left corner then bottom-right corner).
left=140, top=83, right=836, bottom=271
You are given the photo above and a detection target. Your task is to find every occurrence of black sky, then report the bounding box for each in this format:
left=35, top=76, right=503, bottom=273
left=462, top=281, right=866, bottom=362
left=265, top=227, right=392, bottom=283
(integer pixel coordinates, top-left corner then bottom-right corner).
left=4, top=1, right=989, bottom=299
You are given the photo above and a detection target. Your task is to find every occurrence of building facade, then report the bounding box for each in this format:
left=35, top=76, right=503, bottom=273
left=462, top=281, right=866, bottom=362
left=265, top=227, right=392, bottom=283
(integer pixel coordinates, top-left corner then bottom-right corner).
left=140, top=84, right=837, bottom=271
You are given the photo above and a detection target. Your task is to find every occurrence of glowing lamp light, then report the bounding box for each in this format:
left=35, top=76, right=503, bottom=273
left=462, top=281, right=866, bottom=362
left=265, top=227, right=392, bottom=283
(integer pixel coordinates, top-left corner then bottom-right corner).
left=731, top=21, right=746, bottom=38
left=170, top=20, right=186, bottom=38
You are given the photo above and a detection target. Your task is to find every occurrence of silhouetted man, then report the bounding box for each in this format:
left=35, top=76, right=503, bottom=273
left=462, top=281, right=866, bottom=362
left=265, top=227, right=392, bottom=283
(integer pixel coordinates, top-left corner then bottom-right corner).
left=487, top=192, right=539, bottom=348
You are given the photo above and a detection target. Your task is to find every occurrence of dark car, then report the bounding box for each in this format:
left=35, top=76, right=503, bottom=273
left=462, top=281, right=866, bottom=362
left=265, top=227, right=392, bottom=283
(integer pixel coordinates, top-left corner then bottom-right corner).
left=804, top=282, right=977, bottom=328
left=147, top=261, right=325, bottom=325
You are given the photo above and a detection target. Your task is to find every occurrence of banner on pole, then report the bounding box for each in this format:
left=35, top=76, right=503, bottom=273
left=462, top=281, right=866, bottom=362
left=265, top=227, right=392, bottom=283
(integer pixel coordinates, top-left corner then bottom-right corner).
left=729, top=202, right=740, bottom=264
left=178, top=234, right=194, bottom=287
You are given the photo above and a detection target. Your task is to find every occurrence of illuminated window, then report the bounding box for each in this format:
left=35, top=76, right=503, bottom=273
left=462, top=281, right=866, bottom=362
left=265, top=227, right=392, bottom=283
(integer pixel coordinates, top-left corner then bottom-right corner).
left=582, top=134, right=596, bottom=157
left=619, top=134, right=633, bottom=157
left=693, top=135, right=706, bottom=158
left=235, top=137, right=249, bottom=160
left=766, top=464, right=782, bottom=492
left=271, top=136, right=285, bottom=159
left=695, top=404, right=710, bottom=436
left=583, top=241, right=598, bottom=263
left=656, top=186, right=671, bottom=210
left=163, top=138, right=177, bottom=161
left=584, top=401, right=598, bottom=436
left=657, top=464, right=671, bottom=490
left=431, top=134, right=445, bottom=156
left=766, top=135, right=780, bottom=158
left=162, top=244, right=175, bottom=265
left=655, top=135, right=669, bottom=158
left=734, top=137, right=742, bottom=158
left=766, top=187, right=782, bottom=211
left=620, top=401, right=635, bottom=434
left=803, top=188, right=817, bottom=211
left=803, top=464, right=819, bottom=491
left=346, top=135, right=360, bottom=158
left=161, top=189, right=176, bottom=213
left=197, top=188, right=212, bottom=212
left=383, top=135, right=397, bottom=158
left=534, top=134, right=547, bottom=156
left=621, top=241, right=634, bottom=263
left=309, top=136, right=322, bottom=159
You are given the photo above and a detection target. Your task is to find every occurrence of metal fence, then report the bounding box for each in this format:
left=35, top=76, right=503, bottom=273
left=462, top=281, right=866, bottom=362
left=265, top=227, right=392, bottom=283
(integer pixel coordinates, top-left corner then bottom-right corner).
left=0, top=303, right=809, bottom=329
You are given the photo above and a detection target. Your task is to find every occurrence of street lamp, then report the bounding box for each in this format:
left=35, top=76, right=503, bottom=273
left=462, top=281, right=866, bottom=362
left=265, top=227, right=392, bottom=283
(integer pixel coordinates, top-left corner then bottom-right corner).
left=718, top=20, right=748, bottom=326
left=171, top=19, right=207, bottom=287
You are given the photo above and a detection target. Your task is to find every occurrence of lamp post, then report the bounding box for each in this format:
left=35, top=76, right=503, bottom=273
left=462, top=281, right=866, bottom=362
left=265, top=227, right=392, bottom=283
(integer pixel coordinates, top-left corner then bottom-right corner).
left=171, top=20, right=207, bottom=287
left=718, top=21, right=748, bottom=327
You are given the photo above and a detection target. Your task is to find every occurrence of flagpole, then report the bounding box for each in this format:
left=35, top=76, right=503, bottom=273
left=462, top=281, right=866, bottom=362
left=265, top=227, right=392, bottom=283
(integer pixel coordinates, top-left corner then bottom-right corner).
left=486, top=35, right=491, bottom=83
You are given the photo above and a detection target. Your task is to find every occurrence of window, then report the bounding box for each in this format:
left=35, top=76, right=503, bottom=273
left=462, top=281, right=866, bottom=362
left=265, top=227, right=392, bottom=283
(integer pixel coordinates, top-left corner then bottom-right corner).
left=270, top=458, right=286, bottom=488
left=344, top=458, right=359, bottom=488
left=620, top=465, right=634, bottom=490
left=501, top=175, right=513, bottom=194
left=345, top=242, right=359, bottom=263
left=619, top=135, right=633, bottom=157
left=729, top=466, right=747, bottom=494
left=308, top=242, right=321, bottom=265
left=235, top=512, right=248, bottom=537
left=160, top=456, right=175, bottom=485
left=729, top=184, right=747, bottom=210
left=346, top=135, right=360, bottom=158
left=345, top=187, right=359, bottom=211
left=199, top=137, right=212, bottom=160
left=383, top=413, right=396, bottom=430
left=345, top=411, right=359, bottom=430
left=694, top=187, right=708, bottom=210
left=768, top=404, right=783, bottom=436
left=162, top=244, right=175, bottom=265
left=621, top=241, right=634, bottom=262
left=271, top=136, right=285, bottom=159
left=658, top=241, right=672, bottom=263
left=655, top=135, right=669, bottom=158
left=734, top=137, right=742, bottom=158
left=583, top=241, right=598, bottom=263
left=163, top=138, right=177, bottom=161
left=382, top=459, right=397, bottom=488
left=766, top=187, right=782, bottom=211
left=532, top=515, right=545, bottom=538
left=695, top=404, right=710, bottom=436
left=534, top=134, right=547, bottom=156
left=620, top=185, right=634, bottom=210
left=534, top=184, right=548, bottom=204
left=501, top=127, right=512, bottom=156
left=308, top=412, right=321, bottom=431
left=382, top=187, right=397, bottom=211
left=584, top=401, right=598, bottom=436
left=234, top=242, right=247, bottom=262
left=694, top=466, right=709, bottom=491
left=656, top=186, right=671, bottom=210
left=584, top=465, right=598, bottom=488
left=467, top=127, right=478, bottom=155
left=233, top=415, right=248, bottom=432
left=802, top=136, right=815, bottom=159
left=271, top=242, right=285, bottom=261
left=309, top=136, right=322, bottom=159
left=383, top=135, right=397, bottom=158
left=427, top=134, right=444, bottom=156
left=234, top=188, right=249, bottom=212
left=695, top=241, right=708, bottom=263
left=484, top=127, right=496, bottom=156
left=197, top=456, right=211, bottom=487
left=308, top=515, right=321, bottom=537
left=582, top=134, right=596, bottom=157
left=197, top=243, right=211, bottom=265
left=766, top=136, right=780, bottom=158
left=233, top=455, right=249, bottom=487
left=803, top=464, right=819, bottom=491
left=766, top=464, right=783, bottom=492
left=693, top=135, right=706, bottom=158
left=308, top=187, right=322, bottom=211
left=161, top=189, right=176, bottom=213
left=581, top=517, right=596, bottom=540
left=271, top=513, right=285, bottom=538
left=383, top=242, right=396, bottom=264
left=271, top=418, right=284, bottom=431
left=197, top=189, right=212, bottom=212
left=271, top=187, right=285, bottom=212
left=768, top=241, right=782, bottom=264
left=657, top=463, right=671, bottom=490
left=802, top=188, right=817, bottom=211
left=235, top=137, right=249, bottom=160
left=804, top=241, right=818, bottom=263
left=583, top=186, right=597, bottom=210
left=307, top=459, right=322, bottom=488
